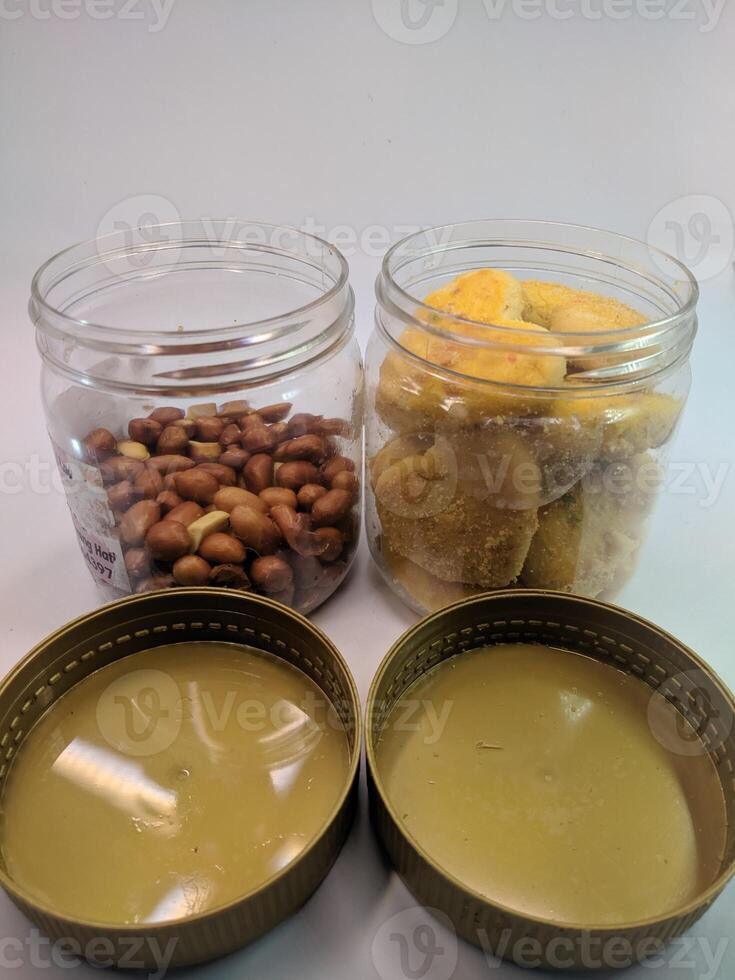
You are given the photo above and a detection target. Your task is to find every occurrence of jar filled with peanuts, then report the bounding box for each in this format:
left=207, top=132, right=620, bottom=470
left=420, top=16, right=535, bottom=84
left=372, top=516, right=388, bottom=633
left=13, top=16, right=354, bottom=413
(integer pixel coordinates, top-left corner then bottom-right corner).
left=31, top=220, right=363, bottom=613
left=366, top=220, right=698, bottom=613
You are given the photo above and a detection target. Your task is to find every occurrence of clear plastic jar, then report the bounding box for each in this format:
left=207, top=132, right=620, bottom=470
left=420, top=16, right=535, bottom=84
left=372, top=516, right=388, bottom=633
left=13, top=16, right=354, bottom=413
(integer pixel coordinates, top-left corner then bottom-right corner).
left=366, top=220, right=698, bottom=613
left=31, top=220, right=363, bottom=613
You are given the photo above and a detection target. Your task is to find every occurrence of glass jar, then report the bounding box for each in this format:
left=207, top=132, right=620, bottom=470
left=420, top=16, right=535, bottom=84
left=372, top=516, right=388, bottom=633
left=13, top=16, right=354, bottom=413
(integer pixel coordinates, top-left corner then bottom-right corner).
left=366, top=220, right=698, bottom=613
left=31, top=220, right=363, bottom=613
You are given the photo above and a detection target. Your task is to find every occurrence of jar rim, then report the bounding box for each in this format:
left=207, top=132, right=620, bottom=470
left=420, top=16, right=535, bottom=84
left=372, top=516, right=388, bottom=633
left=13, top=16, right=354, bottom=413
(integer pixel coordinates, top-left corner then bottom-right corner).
left=376, top=218, right=699, bottom=388
left=30, top=219, right=351, bottom=347
left=379, top=218, right=699, bottom=336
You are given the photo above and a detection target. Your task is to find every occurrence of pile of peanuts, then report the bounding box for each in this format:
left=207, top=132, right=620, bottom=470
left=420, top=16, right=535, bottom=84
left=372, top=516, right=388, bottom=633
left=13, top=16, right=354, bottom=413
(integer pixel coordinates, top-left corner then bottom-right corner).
left=82, top=400, right=359, bottom=611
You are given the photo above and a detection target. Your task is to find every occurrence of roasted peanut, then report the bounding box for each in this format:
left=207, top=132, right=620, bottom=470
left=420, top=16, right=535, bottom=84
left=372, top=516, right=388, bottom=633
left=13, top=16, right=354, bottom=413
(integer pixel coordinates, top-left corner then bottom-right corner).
left=219, top=423, right=242, bottom=447
left=172, top=417, right=198, bottom=438
left=315, top=417, right=351, bottom=438
left=83, top=428, right=117, bottom=463
left=195, top=416, right=225, bottom=442
left=286, top=413, right=319, bottom=438
left=214, top=486, right=268, bottom=514
left=117, top=440, right=150, bottom=461
left=242, top=454, right=274, bottom=494
left=275, top=461, right=320, bottom=491
left=100, top=455, right=145, bottom=484
left=146, top=454, right=195, bottom=475
left=164, top=501, right=205, bottom=526
left=297, top=483, right=327, bottom=510
left=331, top=469, right=359, bottom=497
left=321, top=455, right=355, bottom=483
left=229, top=505, right=281, bottom=554
left=189, top=441, right=221, bottom=463
left=259, top=487, right=297, bottom=510
left=274, top=435, right=327, bottom=464
left=238, top=412, right=263, bottom=430
left=172, top=554, right=211, bottom=586
left=128, top=418, right=162, bottom=446
left=124, top=548, right=150, bottom=579
left=157, top=425, right=190, bottom=455
left=241, top=419, right=277, bottom=454
left=174, top=468, right=219, bottom=505
left=311, top=489, right=353, bottom=527
left=107, top=480, right=136, bottom=512
left=219, top=447, right=250, bottom=471
left=145, top=520, right=191, bottom=561
left=134, top=466, right=164, bottom=500
left=250, top=555, right=293, bottom=593
left=258, top=402, right=292, bottom=423
left=198, top=532, right=246, bottom=565
left=313, top=527, right=344, bottom=562
left=269, top=421, right=289, bottom=443
left=187, top=402, right=217, bottom=419
left=149, top=407, right=184, bottom=425
left=197, top=462, right=236, bottom=486
left=218, top=399, right=251, bottom=419
left=209, top=563, right=250, bottom=588
left=186, top=510, right=230, bottom=551
left=120, top=500, right=161, bottom=547
left=156, top=490, right=183, bottom=514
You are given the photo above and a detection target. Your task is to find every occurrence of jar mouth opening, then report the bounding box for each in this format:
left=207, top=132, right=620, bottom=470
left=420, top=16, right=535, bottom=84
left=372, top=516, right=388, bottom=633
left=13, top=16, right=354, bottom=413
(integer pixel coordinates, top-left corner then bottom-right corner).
left=378, top=218, right=699, bottom=346
left=30, top=219, right=351, bottom=347
left=376, top=218, right=698, bottom=388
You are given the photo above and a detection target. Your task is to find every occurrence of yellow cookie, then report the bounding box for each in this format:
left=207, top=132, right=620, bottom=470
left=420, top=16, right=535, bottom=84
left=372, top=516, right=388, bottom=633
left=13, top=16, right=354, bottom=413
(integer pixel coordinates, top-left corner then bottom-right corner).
left=521, top=279, right=647, bottom=371
left=374, top=448, right=538, bottom=587
left=376, top=320, right=566, bottom=429
left=522, top=454, right=661, bottom=596
left=423, top=268, right=524, bottom=324
left=380, top=540, right=481, bottom=613
left=557, top=387, right=682, bottom=460
left=375, top=269, right=567, bottom=429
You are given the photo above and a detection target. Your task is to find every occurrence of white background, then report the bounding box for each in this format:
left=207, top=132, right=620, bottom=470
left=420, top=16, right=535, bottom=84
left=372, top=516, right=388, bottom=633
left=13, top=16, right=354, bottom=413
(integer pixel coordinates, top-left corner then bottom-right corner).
left=1, top=1, right=734, bottom=978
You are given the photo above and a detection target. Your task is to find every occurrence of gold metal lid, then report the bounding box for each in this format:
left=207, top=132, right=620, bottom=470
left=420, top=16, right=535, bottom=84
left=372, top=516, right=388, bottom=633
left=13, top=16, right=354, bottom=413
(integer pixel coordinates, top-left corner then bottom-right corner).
left=0, top=588, right=361, bottom=969
left=366, top=590, right=735, bottom=970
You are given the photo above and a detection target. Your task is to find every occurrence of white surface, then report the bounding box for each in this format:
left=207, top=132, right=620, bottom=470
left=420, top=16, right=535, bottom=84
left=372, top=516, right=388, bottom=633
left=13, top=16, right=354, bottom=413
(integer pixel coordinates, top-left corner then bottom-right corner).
left=1, top=2, right=734, bottom=977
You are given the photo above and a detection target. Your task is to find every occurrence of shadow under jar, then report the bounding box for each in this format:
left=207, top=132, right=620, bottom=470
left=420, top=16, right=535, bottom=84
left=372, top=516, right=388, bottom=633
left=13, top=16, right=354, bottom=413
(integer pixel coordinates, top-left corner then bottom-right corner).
left=31, top=220, right=363, bottom=613
left=366, top=219, right=698, bottom=614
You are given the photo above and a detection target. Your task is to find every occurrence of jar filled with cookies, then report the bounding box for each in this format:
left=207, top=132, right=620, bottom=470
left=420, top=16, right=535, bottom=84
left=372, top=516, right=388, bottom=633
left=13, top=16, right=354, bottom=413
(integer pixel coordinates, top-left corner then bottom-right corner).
left=32, top=220, right=363, bottom=613
left=367, top=220, right=698, bottom=612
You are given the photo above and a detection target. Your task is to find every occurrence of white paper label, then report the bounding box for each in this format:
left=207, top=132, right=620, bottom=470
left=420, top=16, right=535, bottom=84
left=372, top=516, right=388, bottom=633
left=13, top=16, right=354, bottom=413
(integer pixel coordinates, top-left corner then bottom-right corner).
left=53, top=440, right=131, bottom=592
